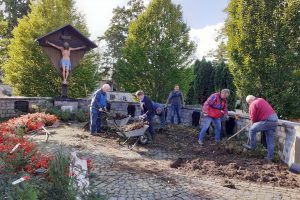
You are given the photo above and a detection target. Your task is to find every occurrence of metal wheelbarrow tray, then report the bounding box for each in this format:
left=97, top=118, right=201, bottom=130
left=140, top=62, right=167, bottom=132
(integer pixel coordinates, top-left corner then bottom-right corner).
left=106, top=115, right=131, bottom=128
left=117, top=125, right=149, bottom=149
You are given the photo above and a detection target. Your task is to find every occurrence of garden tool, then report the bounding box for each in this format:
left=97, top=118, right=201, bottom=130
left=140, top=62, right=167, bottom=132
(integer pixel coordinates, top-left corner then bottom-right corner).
left=222, top=122, right=251, bottom=144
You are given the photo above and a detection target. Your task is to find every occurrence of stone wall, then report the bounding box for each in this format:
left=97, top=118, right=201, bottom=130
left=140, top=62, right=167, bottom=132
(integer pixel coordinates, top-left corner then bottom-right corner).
left=0, top=97, right=53, bottom=118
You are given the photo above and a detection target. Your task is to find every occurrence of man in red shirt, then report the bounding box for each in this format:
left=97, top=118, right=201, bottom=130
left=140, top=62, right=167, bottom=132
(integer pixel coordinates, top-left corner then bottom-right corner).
left=243, top=95, right=278, bottom=161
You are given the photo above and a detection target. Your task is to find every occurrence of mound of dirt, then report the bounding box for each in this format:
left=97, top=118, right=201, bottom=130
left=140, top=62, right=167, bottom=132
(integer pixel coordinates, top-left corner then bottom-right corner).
left=123, top=121, right=145, bottom=132
left=157, top=126, right=300, bottom=188
left=170, top=152, right=299, bottom=188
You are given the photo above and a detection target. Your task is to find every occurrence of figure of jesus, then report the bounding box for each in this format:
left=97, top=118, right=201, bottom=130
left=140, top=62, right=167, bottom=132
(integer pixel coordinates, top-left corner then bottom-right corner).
left=46, top=40, right=86, bottom=84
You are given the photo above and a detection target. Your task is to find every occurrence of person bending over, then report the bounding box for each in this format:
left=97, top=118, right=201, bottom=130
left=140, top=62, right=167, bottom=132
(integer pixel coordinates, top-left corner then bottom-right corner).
left=243, top=95, right=278, bottom=161
left=136, top=90, right=155, bottom=143
left=90, top=84, right=111, bottom=136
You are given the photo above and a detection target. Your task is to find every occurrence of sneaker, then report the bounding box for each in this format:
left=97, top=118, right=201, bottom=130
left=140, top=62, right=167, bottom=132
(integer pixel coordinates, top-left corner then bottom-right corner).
left=198, top=140, right=204, bottom=146
left=242, top=144, right=253, bottom=150
left=91, top=132, right=100, bottom=136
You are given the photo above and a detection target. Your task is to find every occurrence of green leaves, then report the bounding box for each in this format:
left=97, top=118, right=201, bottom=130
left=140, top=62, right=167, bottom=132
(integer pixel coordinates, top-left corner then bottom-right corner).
left=225, top=0, right=300, bottom=118
left=3, top=0, right=100, bottom=97
left=114, top=0, right=195, bottom=101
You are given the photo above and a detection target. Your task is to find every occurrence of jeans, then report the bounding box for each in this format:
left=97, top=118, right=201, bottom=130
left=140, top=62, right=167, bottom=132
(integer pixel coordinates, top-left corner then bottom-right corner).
left=198, top=116, right=221, bottom=142
left=249, top=114, right=278, bottom=160
left=147, top=114, right=155, bottom=139
left=158, top=110, right=166, bottom=129
left=170, top=105, right=181, bottom=124
left=90, top=109, right=101, bottom=134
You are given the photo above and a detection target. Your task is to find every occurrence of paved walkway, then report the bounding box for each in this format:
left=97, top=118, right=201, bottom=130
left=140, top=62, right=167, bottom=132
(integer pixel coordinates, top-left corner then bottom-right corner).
left=32, top=124, right=300, bottom=200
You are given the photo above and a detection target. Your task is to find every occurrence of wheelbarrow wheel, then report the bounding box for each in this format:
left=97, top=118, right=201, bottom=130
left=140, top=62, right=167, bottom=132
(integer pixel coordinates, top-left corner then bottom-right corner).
left=139, top=131, right=150, bottom=145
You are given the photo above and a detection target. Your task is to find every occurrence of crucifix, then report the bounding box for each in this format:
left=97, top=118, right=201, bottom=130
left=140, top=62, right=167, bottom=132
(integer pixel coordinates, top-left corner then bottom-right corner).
left=37, top=25, right=97, bottom=98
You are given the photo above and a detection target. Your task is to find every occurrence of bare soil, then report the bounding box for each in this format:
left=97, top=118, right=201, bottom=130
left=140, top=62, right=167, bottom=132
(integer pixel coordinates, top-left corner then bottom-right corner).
left=150, top=126, right=299, bottom=188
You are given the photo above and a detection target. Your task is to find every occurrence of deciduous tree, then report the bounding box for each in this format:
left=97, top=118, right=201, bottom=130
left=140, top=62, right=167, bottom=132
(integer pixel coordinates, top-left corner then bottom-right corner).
left=114, top=0, right=195, bottom=101
left=225, top=0, right=300, bottom=118
left=100, top=0, right=145, bottom=78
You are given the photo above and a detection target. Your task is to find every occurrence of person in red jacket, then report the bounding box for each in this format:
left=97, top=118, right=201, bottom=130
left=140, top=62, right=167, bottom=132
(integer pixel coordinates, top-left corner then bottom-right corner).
left=198, top=89, right=230, bottom=145
left=243, top=95, right=278, bottom=161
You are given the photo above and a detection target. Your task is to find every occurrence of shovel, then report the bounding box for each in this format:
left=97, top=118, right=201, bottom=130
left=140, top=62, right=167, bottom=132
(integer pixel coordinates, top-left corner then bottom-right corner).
left=222, top=123, right=251, bottom=144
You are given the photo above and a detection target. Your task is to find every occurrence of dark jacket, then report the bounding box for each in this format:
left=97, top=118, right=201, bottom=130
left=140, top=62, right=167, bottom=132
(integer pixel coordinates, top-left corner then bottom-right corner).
left=166, top=91, right=184, bottom=106
left=153, top=102, right=164, bottom=115
left=140, top=95, right=155, bottom=116
left=90, top=89, right=107, bottom=110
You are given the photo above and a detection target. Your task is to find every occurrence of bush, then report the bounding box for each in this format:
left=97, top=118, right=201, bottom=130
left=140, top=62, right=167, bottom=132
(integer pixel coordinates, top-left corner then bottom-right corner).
left=58, top=111, right=72, bottom=122
left=45, top=108, right=72, bottom=122
left=75, top=110, right=89, bottom=122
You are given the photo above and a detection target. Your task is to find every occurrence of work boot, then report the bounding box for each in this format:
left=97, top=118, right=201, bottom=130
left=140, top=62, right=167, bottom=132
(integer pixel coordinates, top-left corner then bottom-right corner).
left=198, top=140, right=204, bottom=146
left=242, top=144, right=253, bottom=150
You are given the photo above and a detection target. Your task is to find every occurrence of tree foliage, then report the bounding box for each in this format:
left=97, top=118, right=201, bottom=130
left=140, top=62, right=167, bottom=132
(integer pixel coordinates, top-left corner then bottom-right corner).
left=191, top=59, right=215, bottom=104
left=0, top=0, right=30, bottom=74
left=114, top=0, right=195, bottom=101
left=0, top=0, right=30, bottom=37
left=213, top=61, right=236, bottom=110
left=100, top=0, right=145, bottom=78
left=3, top=0, right=100, bottom=97
left=225, top=0, right=300, bottom=118
left=186, top=58, right=236, bottom=110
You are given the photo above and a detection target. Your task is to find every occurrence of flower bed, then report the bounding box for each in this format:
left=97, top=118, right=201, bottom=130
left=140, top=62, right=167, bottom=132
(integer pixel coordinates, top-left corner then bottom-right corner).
left=0, top=113, right=95, bottom=198
left=0, top=112, right=58, bottom=135
left=0, top=113, right=57, bottom=174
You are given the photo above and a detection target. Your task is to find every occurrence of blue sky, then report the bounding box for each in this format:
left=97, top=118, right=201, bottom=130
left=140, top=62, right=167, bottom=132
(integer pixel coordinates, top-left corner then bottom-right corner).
left=172, top=0, right=228, bottom=29
left=75, top=0, right=229, bottom=58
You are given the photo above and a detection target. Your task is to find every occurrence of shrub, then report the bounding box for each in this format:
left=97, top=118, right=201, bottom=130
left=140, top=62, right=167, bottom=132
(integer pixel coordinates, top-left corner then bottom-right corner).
left=75, top=110, right=89, bottom=122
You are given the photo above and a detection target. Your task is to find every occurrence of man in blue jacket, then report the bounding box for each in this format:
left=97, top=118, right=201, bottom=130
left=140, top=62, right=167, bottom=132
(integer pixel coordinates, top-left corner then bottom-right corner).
left=135, top=90, right=155, bottom=142
left=90, top=84, right=111, bottom=135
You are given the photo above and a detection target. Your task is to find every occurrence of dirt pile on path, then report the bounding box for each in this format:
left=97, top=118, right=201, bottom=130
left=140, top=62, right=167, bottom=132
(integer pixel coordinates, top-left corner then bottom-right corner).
left=171, top=156, right=299, bottom=188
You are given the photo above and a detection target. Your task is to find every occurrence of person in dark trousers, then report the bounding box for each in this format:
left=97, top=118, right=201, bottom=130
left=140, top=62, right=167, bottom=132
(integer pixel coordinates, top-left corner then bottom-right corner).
left=136, top=90, right=155, bottom=142
left=166, top=84, right=185, bottom=124
left=198, top=89, right=230, bottom=145
left=90, top=84, right=111, bottom=136
left=153, top=102, right=166, bottom=130
left=243, top=95, right=278, bottom=161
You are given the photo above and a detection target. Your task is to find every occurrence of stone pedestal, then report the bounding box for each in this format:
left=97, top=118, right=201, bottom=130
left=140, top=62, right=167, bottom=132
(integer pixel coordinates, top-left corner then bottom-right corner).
left=54, top=97, right=79, bottom=112
left=61, top=84, right=68, bottom=98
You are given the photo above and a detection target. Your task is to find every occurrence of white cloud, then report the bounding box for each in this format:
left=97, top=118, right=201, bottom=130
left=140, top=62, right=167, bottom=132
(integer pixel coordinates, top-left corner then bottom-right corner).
left=75, top=0, right=128, bottom=40
left=189, top=22, right=224, bottom=60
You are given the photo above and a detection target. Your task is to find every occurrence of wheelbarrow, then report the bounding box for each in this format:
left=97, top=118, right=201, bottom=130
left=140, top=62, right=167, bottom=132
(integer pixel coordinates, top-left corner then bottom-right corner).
left=117, top=125, right=150, bottom=150
left=106, top=115, right=131, bottom=128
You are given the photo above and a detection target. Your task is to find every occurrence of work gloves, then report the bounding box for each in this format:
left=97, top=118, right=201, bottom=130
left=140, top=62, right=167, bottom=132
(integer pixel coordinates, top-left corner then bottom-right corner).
left=139, top=114, right=147, bottom=120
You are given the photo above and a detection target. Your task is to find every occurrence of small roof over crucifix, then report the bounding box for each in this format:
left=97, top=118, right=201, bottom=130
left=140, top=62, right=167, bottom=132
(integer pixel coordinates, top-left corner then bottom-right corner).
left=37, top=24, right=97, bottom=71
